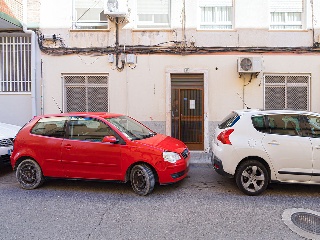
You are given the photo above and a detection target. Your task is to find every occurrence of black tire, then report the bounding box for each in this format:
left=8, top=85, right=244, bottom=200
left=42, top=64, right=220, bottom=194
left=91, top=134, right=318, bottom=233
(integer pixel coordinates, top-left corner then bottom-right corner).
left=235, top=160, right=269, bottom=196
left=16, top=159, right=44, bottom=190
left=130, top=164, right=155, bottom=196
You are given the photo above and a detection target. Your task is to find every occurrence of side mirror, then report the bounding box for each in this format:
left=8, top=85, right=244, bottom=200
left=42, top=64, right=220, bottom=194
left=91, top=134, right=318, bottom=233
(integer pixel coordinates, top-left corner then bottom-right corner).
left=102, top=135, right=119, bottom=144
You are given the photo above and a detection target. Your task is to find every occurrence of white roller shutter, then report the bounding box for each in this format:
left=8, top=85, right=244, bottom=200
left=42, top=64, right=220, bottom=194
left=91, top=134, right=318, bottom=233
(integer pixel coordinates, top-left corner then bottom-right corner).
left=270, top=0, right=303, bottom=12
left=199, top=0, right=233, bottom=7
left=137, top=0, right=169, bottom=14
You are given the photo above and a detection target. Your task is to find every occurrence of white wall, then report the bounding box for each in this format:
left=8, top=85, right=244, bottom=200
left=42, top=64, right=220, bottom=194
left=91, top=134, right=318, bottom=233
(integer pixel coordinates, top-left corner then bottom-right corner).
left=37, top=0, right=320, bottom=48
left=0, top=94, right=32, bottom=126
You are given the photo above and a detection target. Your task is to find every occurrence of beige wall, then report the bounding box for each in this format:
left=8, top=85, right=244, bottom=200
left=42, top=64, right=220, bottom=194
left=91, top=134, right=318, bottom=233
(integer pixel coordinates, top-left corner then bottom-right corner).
left=41, top=53, right=320, bottom=122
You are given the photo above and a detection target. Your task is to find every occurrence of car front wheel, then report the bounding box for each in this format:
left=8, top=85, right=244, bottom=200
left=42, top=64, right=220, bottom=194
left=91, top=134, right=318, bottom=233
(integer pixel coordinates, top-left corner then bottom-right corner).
left=235, top=160, right=269, bottom=196
left=16, top=159, right=44, bottom=190
left=130, top=164, right=155, bottom=196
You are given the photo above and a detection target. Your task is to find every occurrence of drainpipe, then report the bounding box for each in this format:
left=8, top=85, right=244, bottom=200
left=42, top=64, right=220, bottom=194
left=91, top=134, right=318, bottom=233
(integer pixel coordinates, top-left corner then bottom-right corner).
left=23, top=0, right=37, bottom=117
left=23, top=25, right=37, bottom=117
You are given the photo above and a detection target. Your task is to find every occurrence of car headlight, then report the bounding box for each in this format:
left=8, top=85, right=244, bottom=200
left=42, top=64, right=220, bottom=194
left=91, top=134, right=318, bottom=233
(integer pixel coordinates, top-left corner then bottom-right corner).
left=162, top=152, right=181, bottom=163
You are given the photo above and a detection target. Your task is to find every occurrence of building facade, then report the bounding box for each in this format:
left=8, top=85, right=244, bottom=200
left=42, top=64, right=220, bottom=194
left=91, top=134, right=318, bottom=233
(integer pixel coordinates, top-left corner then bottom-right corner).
left=1, top=0, right=320, bottom=151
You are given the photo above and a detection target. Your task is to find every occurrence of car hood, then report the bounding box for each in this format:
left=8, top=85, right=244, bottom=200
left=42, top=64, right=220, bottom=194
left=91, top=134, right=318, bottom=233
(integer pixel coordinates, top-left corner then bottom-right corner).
left=0, top=123, right=21, bottom=139
left=136, top=134, right=187, bottom=153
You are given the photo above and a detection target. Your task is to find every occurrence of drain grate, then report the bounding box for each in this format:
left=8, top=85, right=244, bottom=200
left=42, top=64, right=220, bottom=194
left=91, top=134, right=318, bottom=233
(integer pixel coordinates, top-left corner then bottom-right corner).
left=291, top=212, right=320, bottom=235
left=283, top=208, right=320, bottom=239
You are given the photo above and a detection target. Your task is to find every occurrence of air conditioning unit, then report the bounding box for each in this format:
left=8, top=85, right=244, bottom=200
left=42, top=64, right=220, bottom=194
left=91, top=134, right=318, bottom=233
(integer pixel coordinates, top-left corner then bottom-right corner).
left=238, top=57, right=262, bottom=73
left=104, top=0, right=127, bottom=17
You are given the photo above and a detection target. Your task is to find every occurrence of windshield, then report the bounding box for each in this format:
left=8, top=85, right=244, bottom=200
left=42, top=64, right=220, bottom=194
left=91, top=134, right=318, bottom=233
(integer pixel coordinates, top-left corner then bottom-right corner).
left=106, top=116, right=156, bottom=140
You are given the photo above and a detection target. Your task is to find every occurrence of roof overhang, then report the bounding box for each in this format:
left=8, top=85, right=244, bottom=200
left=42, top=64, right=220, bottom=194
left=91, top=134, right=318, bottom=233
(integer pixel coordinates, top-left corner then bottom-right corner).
left=0, top=12, right=22, bottom=31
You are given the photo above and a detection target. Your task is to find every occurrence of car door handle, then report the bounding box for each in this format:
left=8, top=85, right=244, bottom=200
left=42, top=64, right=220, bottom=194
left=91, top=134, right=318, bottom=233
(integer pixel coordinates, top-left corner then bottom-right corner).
left=268, top=140, right=279, bottom=145
left=64, top=144, right=72, bottom=150
left=315, top=145, right=320, bottom=149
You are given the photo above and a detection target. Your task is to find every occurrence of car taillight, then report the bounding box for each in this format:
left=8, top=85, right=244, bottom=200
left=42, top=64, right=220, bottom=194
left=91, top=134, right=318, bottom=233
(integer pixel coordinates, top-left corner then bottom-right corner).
left=217, top=129, right=234, bottom=145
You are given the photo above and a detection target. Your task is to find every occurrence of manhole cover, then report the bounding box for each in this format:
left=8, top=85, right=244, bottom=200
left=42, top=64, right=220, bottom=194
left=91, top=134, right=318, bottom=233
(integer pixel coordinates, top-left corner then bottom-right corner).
left=283, top=208, right=320, bottom=240
left=291, top=212, right=320, bottom=235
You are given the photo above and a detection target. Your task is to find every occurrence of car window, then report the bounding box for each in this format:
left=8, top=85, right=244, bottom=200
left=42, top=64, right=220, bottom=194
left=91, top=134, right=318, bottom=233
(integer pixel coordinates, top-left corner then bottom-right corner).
left=67, top=117, right=117, bottom=142
left=31, top=117, right=68, bottom=138
left=107, top=116, right=155, bottom=140
left=304, top=115, right=320, bottom=138
left=251, top=115, right=268, bottom=133
left=218, top=112, right=240, bottom=129
left=266, top=114, right=302, bottom=136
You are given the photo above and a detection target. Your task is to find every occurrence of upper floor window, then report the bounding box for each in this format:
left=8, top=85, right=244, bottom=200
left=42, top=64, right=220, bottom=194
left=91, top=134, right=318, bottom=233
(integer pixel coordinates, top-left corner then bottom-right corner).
left=270, top=0, right=303, bottom=30
left=198, top=0, right=233, bottom=30
left=137, top=0, right=171, bottom=28
left=72, top=0, right=108, bottom=30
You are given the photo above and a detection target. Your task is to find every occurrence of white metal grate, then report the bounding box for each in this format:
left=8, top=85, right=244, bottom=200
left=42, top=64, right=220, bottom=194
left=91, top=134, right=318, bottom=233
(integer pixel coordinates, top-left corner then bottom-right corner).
left=264, top=74, right=310, bottom=110
left=63, top=75, right=109, bottom=112
left=0, top=36, right=31, bottom=92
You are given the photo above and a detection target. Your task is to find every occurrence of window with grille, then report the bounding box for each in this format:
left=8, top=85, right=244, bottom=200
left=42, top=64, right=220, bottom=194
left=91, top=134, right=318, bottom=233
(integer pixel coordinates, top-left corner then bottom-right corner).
left=137, top=0, right=171, bottom=28
left=270, top=0, right=303, bottom=30
left=72, top=0, right=108, bottom=30
left=63, top=75, right=109, bottom=112
left=0, top=36, right=31, bottom=92
left=198, top=0, right=233, bottom=30
left=264, top=74, right=310, bottom=110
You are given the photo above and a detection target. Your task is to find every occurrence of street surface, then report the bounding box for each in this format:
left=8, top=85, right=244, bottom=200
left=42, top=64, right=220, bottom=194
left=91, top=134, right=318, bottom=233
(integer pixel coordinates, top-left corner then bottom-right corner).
left=0, top=160, right=319, bottom=240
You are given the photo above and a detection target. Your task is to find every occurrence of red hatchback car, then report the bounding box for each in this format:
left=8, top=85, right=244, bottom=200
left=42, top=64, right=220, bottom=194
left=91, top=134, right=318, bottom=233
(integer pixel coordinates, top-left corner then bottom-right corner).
left=11, top=112, right=190, bottom=195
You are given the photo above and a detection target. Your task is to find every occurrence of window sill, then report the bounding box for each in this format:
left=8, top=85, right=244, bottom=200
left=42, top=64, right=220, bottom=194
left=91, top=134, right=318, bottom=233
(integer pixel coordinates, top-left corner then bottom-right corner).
left=268, top=29, right=308, bottom=32
left=196, top=29, right=236, bottom=32
left=69, top=29, right=111, bottom=32
left=132, top=28, right=173, bottom=32
left=0, top=92, right=31, bottom=95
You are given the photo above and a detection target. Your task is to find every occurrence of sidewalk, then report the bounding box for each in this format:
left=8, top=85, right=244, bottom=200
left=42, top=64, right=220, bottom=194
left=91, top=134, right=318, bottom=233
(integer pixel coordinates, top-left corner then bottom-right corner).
left=189, top=151, right=211, bottom=164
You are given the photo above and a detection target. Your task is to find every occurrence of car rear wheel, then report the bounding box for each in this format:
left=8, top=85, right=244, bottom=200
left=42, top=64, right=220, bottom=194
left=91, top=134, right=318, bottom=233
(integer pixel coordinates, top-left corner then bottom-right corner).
left=235, top=160, right=269, bottom=196
left=16, top=159, right=44, bottom=190
left=130, top=164, right=155, bottom=196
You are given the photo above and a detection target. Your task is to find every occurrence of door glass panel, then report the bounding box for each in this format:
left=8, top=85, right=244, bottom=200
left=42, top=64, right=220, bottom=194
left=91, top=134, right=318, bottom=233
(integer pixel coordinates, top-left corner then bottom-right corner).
left=180, top=89, right=203, bottom=143
left=267, top=114, right=301, bottom=136
left=171, top=88, right=203, bottom=150
left=68, top=117, right=115, bottom=142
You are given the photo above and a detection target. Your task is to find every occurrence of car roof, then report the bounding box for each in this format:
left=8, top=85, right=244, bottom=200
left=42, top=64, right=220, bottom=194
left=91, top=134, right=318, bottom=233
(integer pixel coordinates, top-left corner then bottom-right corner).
left=233, top=109, right=318, bottom=116
left=35, top=112, right=124, bottom=119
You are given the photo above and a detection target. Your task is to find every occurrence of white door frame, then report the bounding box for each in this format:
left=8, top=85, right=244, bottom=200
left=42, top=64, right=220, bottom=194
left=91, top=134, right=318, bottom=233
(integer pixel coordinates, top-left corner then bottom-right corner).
left=165, top=68, right=209, bottom=152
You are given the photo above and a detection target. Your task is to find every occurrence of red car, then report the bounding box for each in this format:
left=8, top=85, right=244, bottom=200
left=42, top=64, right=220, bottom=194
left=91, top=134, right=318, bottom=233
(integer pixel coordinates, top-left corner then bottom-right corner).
left=11, top=112, right=190, bottom=195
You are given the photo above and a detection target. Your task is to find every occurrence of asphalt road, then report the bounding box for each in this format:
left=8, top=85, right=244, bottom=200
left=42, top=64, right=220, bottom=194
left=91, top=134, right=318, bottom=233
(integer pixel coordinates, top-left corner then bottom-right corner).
left=0, top=162, right=319, bottom=240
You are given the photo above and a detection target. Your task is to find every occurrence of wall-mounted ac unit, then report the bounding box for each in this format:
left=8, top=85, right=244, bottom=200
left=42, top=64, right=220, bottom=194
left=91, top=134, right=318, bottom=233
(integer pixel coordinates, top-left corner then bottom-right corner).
left=104, top=0, right=127, bottom=17
left=238, top=57, right=262, bottom=73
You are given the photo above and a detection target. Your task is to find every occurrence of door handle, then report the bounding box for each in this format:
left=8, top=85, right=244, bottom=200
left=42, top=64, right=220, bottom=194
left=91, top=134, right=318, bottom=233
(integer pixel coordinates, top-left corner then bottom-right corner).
left=64, top=144, right=72, bottom=150
left=268, top=140, right=279, bottom=145
left=315, top=146, right=320, bottom=149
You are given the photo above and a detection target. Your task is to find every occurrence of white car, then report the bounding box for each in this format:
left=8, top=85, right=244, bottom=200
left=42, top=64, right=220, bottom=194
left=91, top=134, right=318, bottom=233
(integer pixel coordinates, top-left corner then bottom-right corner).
left=212, top=109, right=320, bottom=195
left=0, top=122, right=21, bottom=167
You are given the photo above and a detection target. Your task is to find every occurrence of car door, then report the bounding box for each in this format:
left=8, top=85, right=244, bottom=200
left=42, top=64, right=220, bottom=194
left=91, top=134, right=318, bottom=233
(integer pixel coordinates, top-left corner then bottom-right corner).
left=303, top=114, right=320, bottom=183
left=61, top=116, right=123, bottom=180
left=29, top=116, right=68, bottom=177
left=261, top=114, right=312, bottom=182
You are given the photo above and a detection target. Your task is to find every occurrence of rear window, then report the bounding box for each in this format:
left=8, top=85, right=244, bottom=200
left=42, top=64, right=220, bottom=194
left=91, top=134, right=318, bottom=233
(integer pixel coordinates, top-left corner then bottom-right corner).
left=218, top=112, right=240, bottom=129
left=31, top=117, right=68, bottom=138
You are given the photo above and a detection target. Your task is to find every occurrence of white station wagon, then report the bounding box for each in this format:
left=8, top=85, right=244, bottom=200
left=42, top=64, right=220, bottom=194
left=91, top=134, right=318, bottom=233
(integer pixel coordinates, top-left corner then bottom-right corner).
left=212, top=109, right=320, bottom=195
left=0, top=122, right=21, bottom=167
